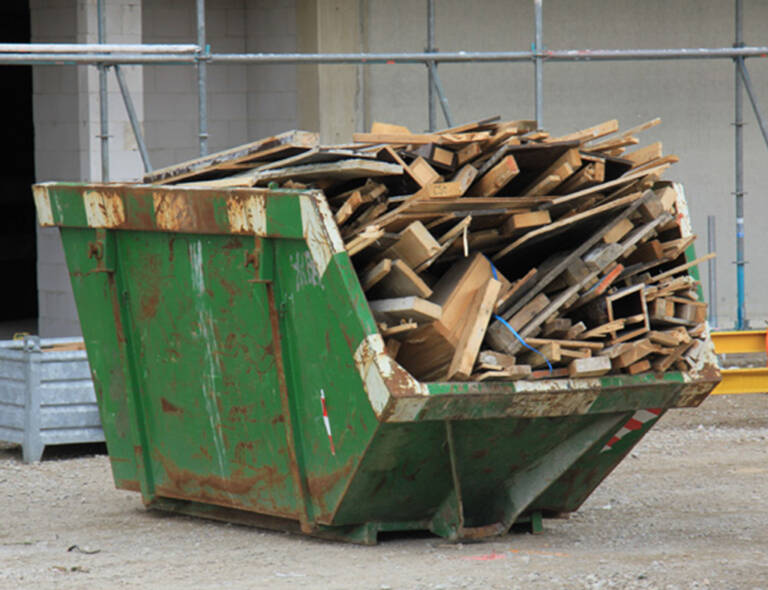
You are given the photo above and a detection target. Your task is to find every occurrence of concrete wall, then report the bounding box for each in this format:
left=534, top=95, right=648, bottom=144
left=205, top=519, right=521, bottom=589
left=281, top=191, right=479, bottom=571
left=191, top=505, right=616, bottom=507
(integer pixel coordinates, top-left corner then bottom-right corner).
left=32, top=0, right=144, bottom=337
left=359, top=0, right=768, bottom=328
left=142, top=0, right=299, bottom=170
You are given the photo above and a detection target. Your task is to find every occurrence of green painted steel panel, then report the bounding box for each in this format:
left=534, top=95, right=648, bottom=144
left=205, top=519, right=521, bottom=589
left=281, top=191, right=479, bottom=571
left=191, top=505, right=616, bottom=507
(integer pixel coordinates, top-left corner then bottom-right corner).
left=36, top=182, right=721, bottom=544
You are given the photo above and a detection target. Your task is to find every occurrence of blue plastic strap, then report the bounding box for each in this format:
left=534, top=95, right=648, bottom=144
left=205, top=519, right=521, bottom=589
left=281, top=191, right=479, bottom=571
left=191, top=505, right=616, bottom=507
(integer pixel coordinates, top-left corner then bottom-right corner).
left=485, top=257, right=552, bottom=374
left=493, top=315, right=553, bottom=374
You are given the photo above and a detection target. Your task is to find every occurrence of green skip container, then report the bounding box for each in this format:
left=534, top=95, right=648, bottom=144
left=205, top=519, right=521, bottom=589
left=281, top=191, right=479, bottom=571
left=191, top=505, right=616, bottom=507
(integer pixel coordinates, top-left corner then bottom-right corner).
left=32, top=182, right=721, bottom=544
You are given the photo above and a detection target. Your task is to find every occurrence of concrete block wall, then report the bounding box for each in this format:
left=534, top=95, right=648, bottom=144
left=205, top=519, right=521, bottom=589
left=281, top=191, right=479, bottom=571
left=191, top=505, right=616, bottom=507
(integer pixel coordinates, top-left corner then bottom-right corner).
left=31, top=0, right=83, bottom=338
left=32, top=0, right=145, bottom=337
left=245, top=1, right=299, bottom=139
left=142, top=0, right=299, bottom=170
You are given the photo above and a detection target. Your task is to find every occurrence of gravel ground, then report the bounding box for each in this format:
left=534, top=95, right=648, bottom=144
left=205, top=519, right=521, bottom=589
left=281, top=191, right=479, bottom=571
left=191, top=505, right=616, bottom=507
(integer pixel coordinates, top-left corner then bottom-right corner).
left=1, top=393, right=767, bottom=590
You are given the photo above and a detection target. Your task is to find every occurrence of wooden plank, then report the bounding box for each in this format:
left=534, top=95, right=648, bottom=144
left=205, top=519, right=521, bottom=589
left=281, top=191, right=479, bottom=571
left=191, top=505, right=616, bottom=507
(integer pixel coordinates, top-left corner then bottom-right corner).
left=380, top=322, right=418, bottom=338
left=144, top=130, right=319, bottom=184
left=436, top=115, right=503, bottom=134
left=520, top=148, right=582, bottom=196
left=446, top=278, right=502, bottom=380
left=547, top=119, right=619, bottom=144
left=602, top=218, right=634, bottom=244
left=345, top=226, right=385, bottom=256
left=626, top=359, right=651, bottom=375
left=588, top=136, right=639, bottom=152
left=541, top=317, right=572, bottom=338
left=452, top=164, right=479, bottom=194
left=646, top=253, right=716, bottom=284
left=408, top=156, right=442, bottom=187
left=620, top=117, right=662, bottom=137
left=519, top=342, right=561, bottom=368
left=371, top=121, right=412, bottom=135
left=471, top=366, right=532, bottom=381
left=468, top=155, right=520, bottom=196
left=360, top=259, right=392, bottom=291
left=380, top=221, right=441, bottom=269
left=353, top=131, right=492, bottom=145
left=375, top=145, right=424, bottom=188
left=565, top=321, right=587, bottom=339
left=502, top=210, right=551, bottom=233
left=456, top=142, right=483, bottom=165
left=496, top=267, right=537, bottom=314
left=375, top=259, right=433, bottom=298
left=368, top=297, right=442, bottom=324
left=430, top=252, right=493, bottom=336
left=437, top=216, right=472, bottom=245
left=507, top=293, right=550, bottom=332
left=554, top=160, right=605, bottom=194
left=248, top=159, right=402, bottom=185
left=581, top=320, right=626, bottom=340
left=624, top=141, right=663, bottom=167
left=526, top=337, right=604, bottom=351
left=569, top=356, right=612, bottom=377
left=611, top=338, right=657, bottom=369
left=478, top=350, right=519, bottom=369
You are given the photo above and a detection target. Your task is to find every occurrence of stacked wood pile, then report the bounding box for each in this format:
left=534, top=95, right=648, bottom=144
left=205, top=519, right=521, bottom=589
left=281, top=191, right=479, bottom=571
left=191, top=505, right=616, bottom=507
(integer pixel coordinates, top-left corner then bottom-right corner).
left=143, top=116, right=713, bottom=382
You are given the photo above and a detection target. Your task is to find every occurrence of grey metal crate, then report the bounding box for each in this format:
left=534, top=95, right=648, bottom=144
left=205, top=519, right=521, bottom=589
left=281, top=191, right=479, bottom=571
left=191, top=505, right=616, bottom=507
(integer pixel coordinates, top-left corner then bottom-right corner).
left=0, top=337, right=103, bottom=462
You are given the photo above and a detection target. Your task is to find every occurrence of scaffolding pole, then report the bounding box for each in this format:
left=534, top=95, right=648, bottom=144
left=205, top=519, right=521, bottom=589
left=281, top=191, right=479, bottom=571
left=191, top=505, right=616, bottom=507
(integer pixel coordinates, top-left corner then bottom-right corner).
left=5, top=46, right=768, bottom=66
left=196, top=0, right=209, bottom=157
left=534, top=0, right=543, bottom=128
left=426, top=0, right=436, bottom=132
left=97, top=0, right=108, bottom=182
left=734, top=0, right=746, bottom=329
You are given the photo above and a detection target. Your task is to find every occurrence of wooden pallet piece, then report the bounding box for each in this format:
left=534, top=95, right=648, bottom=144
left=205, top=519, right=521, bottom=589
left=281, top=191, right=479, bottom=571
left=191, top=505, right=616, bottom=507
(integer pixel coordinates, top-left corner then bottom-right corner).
left=408, top=156, right=442, bottom=187
left=554, top=159, right=605, bottom=195
left=380, top=221, right=441, bottom=269
left=446, top=277, right=502, bottom=380
left=602, top=218, right=634, bottom=244
left=468, top=155, right=520, bottom=196
left=144, top=130, right=320, bottom=184
left=547, top=119, right=619, bottom=144
left=502, top=210, right=552, bottom=233
left=519, top=341, right=561, bottom=368
left=472, top=366, right=532, bottom=381
left=478, top=350, right=519, bottom=369
left=368, top=297, right=442, bottom=324
left=611, top=338, right=657, bottom=369
left=360, top=259, right=392, bottom=291
left=375, top=259, right=433, bottom=298
left=521, top=148, right=582, bottom=196
left=569, top=356, right=611, bottom=377
left=626, top=359, right=651, bottom=375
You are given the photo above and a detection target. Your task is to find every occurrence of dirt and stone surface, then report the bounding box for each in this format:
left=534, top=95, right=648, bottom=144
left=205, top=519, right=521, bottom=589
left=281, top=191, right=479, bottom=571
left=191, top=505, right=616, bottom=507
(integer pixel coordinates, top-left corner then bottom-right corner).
left=1, top=393, right=767, bottom=589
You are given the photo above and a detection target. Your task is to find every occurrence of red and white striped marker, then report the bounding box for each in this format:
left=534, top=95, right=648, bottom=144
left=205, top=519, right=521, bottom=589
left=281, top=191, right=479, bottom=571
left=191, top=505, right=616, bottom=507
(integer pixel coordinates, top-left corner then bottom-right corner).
left=600, top=408, right=662, bottom=453
left=320, top=389, right=336, bottom=455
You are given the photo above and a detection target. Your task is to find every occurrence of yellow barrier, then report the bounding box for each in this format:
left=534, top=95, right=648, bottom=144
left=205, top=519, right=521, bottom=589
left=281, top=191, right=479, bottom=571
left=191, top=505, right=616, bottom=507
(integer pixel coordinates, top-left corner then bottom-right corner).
left=710, top=330, right=768, bottom=395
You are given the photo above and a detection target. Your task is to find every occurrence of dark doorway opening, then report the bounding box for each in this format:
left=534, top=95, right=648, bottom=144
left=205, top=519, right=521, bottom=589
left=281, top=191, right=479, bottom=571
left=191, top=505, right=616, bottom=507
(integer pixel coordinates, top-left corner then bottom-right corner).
left=0, top=1, right=37, bottom=339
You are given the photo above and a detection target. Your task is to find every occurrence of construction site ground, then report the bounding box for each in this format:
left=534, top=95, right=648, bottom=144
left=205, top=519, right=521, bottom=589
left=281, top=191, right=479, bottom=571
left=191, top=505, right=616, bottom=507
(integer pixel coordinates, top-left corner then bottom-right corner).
left=1, top=392, right=767, bottom=590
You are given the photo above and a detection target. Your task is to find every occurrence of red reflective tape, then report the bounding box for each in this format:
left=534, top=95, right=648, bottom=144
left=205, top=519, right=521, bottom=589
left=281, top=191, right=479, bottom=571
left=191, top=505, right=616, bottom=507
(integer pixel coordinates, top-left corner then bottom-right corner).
left=624, top=418, right=644, bottom=431
left=606, top=436, right=620, bottom=447
left=647, top=407, right=662, bottom=416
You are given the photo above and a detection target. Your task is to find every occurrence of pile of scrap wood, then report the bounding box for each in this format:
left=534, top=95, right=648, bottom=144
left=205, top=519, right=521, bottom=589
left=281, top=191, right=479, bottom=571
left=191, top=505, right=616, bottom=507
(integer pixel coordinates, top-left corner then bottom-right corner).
left=143, top=116, right=713, bottom=382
